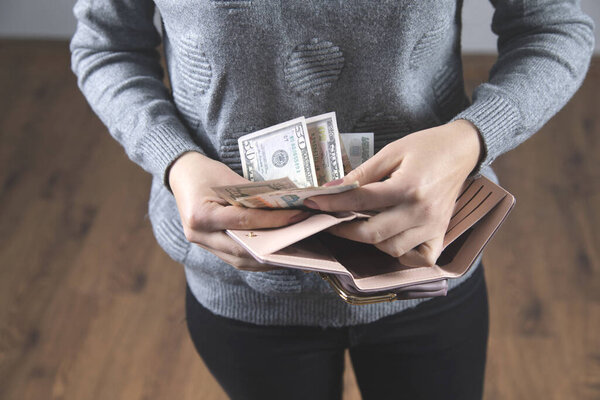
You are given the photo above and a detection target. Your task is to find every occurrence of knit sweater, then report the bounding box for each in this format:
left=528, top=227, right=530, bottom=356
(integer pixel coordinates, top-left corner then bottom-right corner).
left=70, top=0, right=594, bottom=327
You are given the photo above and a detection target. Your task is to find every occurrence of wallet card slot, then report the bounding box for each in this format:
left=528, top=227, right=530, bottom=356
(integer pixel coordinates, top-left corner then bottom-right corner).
left=437, top=227, right=474, bottom=266
left=440, top=194, right=516, bottom=276
left=452, top=182, right=483, bottom=219
left=444, top=189, right=505, bottom=247
left=456, top=178, right=475, bottom=204
left=447, top=191, right=492, bottom=233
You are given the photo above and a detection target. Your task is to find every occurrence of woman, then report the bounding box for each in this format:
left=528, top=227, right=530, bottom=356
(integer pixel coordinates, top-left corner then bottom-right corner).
left=70, top=1, right=594, bottom=398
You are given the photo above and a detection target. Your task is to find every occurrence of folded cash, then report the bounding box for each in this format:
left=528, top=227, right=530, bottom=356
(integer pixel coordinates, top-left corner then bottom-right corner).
left=229, top=113, right=361, bottom=209
left=212, top=178, right=297, bottom=207
left=212, top=179, right=359, bottom=209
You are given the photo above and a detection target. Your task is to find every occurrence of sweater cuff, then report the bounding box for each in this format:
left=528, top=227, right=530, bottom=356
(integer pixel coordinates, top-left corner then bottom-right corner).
left=452, top=90, right=522, bottom=174
left=138, top=122, right=205, bottom=190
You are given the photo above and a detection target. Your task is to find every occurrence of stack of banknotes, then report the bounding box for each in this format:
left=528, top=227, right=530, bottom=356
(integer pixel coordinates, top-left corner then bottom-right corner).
left=213, top=112, right=374, bottom=209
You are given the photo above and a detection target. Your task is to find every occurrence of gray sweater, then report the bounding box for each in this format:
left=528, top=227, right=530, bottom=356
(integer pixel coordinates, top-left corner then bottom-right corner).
left=70, top=0, right=594, bottom=327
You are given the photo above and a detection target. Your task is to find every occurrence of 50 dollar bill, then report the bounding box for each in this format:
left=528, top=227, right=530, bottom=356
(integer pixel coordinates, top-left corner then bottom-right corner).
left=238, top=117, right=318, bottom=188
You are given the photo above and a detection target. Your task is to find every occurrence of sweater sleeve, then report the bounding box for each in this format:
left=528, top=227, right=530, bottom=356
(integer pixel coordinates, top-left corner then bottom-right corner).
left=70, top=0, right=205, bottom=188
left=454, top=0, right=595, bottom=174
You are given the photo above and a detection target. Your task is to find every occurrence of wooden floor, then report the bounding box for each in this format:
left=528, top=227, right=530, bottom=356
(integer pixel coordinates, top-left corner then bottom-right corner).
left=0, top=40, right=598, bottom=400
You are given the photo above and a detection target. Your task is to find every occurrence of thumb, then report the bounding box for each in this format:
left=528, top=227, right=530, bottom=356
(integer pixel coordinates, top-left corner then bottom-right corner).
left=201, top=204, right=313, bottom=231
left=398, top=236, right=444, bottom=268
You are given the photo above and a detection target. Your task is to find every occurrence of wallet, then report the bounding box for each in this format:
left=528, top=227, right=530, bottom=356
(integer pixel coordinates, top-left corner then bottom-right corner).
left=227, top=176, right=515, bottom=304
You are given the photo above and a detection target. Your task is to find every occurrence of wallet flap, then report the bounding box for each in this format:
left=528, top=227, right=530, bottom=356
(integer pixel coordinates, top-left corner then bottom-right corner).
left=438, top=191, right=515, bottom=276
left=351, top=266, right=449, bottom=292
left=259, top=236, right=352, bottom=274
left=227, top=212, right=359, bottom=257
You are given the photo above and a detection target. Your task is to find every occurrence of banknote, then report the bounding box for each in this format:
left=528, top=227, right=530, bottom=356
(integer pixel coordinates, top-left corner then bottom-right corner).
left=238, top=117, right=318, bottom=188
left=339, top=138, right=353, bottom=175
left=306, top=112, right=344, bottom=185
left=340, top=132, right=374, bottom=171
left=211, top=178, right=297, bottom=207
left=234, top=182, right=359, bottom=209
left=212, top=179, right=359, bottom=209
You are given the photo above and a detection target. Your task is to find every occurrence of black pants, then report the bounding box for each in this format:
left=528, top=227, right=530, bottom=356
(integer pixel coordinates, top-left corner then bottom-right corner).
left=185, top=266, right=488, bottom=400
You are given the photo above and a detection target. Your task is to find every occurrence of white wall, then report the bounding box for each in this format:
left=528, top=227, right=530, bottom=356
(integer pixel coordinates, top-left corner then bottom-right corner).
left=0, top=0, right=79, bottom=39
left=461, top=0, right=600, bottom=53
left=0, top=0, right=598, bottom=53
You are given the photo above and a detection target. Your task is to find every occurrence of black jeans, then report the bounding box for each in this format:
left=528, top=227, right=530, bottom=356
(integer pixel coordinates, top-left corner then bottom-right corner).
left=185, top=266, right=488, bottom=400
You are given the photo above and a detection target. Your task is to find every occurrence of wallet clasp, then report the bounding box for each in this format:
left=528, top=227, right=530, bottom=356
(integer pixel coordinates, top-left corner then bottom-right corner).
left=319, top=273, right=398, bottom=305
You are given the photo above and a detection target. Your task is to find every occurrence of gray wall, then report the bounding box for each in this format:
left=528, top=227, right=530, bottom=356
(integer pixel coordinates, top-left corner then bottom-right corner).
left=0, top=0, right=598, bottom=53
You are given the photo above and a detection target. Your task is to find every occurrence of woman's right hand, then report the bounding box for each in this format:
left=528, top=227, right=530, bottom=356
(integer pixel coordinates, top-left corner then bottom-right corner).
left=168, top=152, right=310, bottom=271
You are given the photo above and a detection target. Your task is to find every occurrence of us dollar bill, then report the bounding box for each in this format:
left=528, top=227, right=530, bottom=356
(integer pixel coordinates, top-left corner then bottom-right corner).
left=340, top=132, right=374, bottom=171
left=339, top=138, right=353, bottom=175
left=238, top=117, right=318, bottom=188
left=211, top=178, right=297, bottom=207
left=306, top=112, right=344, bottom=185
left=213, top=179, right=359, bottom=209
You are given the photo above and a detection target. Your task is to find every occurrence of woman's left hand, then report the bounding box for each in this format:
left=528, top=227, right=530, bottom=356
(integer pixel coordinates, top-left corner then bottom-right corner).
left=303, top=119, right=483, bottom=267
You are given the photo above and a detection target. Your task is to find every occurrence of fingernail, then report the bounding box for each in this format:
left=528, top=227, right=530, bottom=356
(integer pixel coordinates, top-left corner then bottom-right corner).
left=303, top=199, right=320, bottom=210
left=288, top=211, right=312, bottom=224
left=324, top=178, right=344, bottom=187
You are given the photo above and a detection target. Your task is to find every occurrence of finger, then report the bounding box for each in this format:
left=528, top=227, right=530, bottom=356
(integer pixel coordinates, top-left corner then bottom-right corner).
left=191, top=233, right=278, bottom=271
left=306, top=180, right=407, bottom=212
left=327, top=206, right=416, bottom=244
left=208, top=247, right=278, bottom=272
left=195, top=203, right=312, bottom=231
left=187, top=231, right=257, bottom=260
left=373, top=226, right=431, bottom=258
left=342, top=146, right=400, bottom=186
left=398, top=236, right=445, bottom=267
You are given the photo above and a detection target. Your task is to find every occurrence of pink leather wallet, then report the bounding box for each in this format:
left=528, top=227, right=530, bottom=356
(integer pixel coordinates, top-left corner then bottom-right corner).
left=227, top=176, right=515, bottom=304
